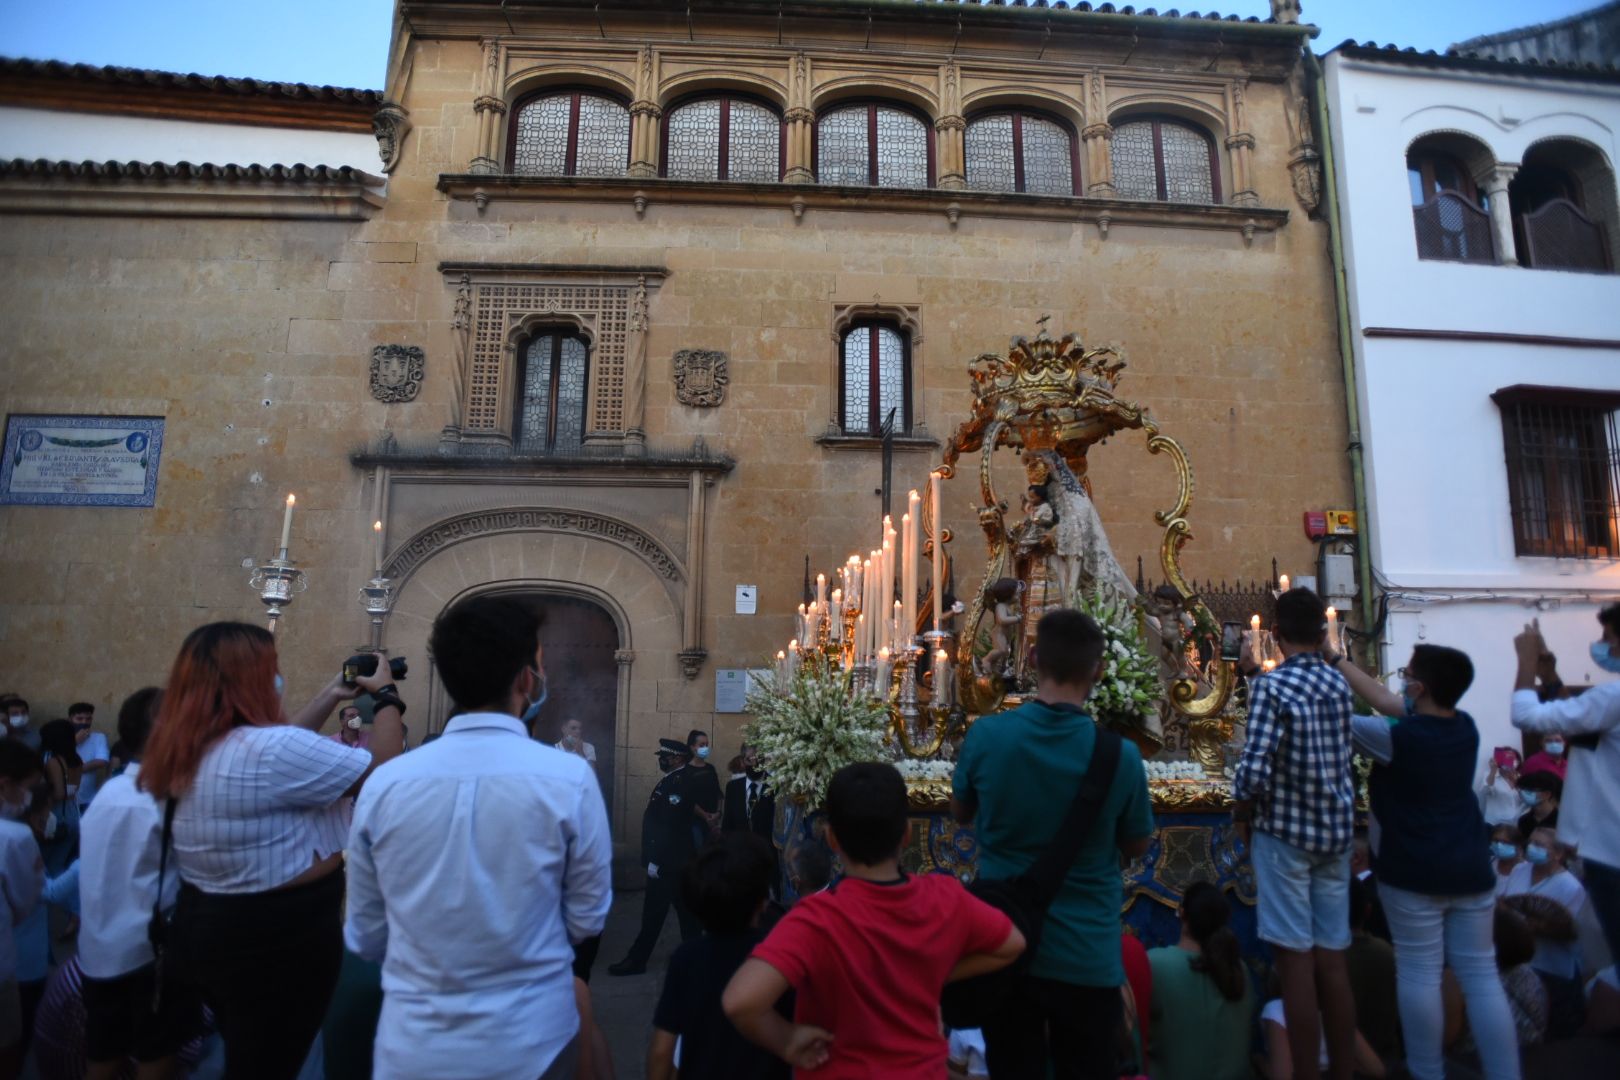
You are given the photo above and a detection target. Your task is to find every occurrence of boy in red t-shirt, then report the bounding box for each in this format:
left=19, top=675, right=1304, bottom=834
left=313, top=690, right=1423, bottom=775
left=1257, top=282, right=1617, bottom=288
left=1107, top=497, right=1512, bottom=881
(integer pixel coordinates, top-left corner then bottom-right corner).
left=723, top=762, right=1025, bottom=1077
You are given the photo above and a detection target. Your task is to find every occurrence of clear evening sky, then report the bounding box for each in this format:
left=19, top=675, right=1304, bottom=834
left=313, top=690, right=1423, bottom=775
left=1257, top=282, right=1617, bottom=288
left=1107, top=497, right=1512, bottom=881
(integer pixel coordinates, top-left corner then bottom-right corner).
left=0, top=1, right=1603, bottom=90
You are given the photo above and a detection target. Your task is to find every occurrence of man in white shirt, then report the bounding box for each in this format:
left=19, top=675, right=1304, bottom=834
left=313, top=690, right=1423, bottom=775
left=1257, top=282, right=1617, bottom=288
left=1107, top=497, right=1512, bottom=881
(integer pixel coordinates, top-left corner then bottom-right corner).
left=78, top=686, right=201, bottom=1077
left=346, top=596, right=613, bottom=1079
left=70, top=701, right=112, bottom=811
left=1513, top=610, right=1620, bottom=974
left=0, top=738, right=45, bottom=1075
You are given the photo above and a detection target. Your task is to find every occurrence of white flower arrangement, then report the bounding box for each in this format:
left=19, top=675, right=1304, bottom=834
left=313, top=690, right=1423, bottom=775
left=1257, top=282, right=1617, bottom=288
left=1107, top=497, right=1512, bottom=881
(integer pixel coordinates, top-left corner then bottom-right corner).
left=1073, top=591, right=1164, bottom=735
left=1144, top=760, right=1207, bottom=782
left=894, top=759, right=955, bottom=782
left=744, top=655, right=892, bottom=807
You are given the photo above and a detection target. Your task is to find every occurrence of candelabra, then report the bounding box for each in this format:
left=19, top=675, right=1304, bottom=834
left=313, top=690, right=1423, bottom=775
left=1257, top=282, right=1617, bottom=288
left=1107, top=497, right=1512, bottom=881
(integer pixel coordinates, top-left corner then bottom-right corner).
left=249, top=548, right=308, bottom=634
left=358, top=574, right=397, bottom=650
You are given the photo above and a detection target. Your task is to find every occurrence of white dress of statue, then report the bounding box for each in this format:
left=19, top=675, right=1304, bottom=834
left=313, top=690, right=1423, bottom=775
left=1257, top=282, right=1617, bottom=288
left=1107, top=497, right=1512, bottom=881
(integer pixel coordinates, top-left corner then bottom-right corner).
left=1035, top=451, right=1138, bottom=606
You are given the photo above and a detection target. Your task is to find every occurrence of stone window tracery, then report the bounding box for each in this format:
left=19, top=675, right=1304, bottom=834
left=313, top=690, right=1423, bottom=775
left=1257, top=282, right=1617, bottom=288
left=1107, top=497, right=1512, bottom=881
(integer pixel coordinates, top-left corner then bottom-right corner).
left=1111, top=117, right=1218, bottom=204
left=509, top=90, right=631, bottom=177
left=964, top=110, right=1077, bottom=196
left=516, top=331, right=590, bottom=452
left=840, top=322, right=911, bottom=435
left=662, top=95, right=783, bottom=182
left=817, top=103, right=932, bottom=189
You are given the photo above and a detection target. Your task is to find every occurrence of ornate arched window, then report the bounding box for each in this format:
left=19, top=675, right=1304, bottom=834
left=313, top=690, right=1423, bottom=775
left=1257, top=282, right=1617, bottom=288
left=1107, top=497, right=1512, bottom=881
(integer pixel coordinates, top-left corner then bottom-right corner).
left=816, top=102, right=932, bottom=189
left=515, top=331, right=590, bottom=451
left=662, top=95, right=783, bottom=182
left=964, top=110, right=1077, bottom=196
left=508, top=90, right=631, bottom=177
left=840, top=322, right=911, bottom=435
left=1407, top=143, right=1493, bottom=264
left=1110, top=117, right=1219, bottom=203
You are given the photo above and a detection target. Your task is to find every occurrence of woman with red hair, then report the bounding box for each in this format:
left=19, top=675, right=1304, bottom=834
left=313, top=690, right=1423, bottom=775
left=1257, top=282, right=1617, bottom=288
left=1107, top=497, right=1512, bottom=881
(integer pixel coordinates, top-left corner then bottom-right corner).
left=141, top=621, right=403, bottom=1076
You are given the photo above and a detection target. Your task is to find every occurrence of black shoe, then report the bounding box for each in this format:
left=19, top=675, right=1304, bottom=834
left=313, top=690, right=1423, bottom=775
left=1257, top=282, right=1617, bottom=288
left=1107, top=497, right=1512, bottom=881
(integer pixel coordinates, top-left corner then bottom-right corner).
left=607, top=958, right=646, bottom=976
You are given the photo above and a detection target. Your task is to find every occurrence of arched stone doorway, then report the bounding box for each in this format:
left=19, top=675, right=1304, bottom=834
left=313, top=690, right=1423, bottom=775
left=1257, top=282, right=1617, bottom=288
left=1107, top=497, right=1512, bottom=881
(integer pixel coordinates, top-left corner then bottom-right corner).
left=529, top=592, right=619, bottom=816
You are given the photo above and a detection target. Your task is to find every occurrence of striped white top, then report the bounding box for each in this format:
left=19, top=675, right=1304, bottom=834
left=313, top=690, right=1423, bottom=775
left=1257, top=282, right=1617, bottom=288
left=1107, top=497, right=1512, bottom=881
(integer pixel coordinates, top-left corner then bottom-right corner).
left=173, top=724, right=370, bottom=894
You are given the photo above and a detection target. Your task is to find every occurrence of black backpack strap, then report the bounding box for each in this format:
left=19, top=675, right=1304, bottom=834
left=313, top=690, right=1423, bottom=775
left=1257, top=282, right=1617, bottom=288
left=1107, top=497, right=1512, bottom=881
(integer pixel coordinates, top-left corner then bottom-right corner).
left=1025, top=727, right=1123, bottom=909
left=148, top=797, right=177, bottom=1011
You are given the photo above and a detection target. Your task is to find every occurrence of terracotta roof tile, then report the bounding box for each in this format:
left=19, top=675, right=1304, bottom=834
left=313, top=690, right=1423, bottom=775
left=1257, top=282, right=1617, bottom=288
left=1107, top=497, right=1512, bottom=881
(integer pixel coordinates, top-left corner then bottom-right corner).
left=1332, top=39, right=1620, bottom=81
left=0, top=159, right=383, bottom=184
left=0, top=57, right=381, bottom=106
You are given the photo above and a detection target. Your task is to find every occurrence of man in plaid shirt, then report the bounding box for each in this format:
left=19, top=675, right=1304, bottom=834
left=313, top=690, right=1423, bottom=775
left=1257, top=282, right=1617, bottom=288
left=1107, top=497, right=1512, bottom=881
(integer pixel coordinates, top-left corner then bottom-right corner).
left=1233, top=587, right=1358, bottom=1080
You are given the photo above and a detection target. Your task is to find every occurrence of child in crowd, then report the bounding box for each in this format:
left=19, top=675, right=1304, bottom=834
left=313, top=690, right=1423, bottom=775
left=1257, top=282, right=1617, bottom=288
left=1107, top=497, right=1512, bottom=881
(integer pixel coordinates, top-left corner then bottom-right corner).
left=723, top=762, right=1025, bottom=1078
left=649, top=832, right=789, bottom=1080
left=1491, top=824, right=1525, bottom=894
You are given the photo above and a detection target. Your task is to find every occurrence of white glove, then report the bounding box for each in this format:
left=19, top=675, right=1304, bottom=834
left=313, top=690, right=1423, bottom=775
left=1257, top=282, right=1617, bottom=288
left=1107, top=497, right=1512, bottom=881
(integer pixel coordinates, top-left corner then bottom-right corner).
left=647, top=862, right=659, bottom=880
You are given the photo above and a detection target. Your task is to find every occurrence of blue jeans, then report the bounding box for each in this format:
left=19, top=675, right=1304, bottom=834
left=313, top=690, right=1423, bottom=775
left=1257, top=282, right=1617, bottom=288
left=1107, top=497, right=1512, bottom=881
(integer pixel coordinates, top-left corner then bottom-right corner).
left=1380, top=883, right=1520, bottom=1080
left=1251, top=830, right=1351, bottom=951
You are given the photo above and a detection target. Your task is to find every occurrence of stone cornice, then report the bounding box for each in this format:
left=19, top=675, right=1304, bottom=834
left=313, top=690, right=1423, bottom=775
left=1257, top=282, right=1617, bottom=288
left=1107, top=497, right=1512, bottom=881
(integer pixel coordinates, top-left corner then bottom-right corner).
left=0, top=159, right=385, bottom=219
left=437, top=173, right=1289, bottom=236
left=351, top=447, right=733, bottom=475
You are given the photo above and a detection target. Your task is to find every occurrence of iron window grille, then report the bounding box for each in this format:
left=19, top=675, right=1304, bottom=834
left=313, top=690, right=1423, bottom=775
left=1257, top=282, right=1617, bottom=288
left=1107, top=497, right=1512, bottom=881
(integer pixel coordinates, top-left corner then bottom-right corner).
left=509, top=90, right=631, bottom=177
left=1493, top=385, right=1620, bottom=559
left=964, top=110, right=1079, bottom=196
left=1110, top=117, right=1220, bottom=204
left=661, top=95, right=784, bottom=182
left=815, top=102, right=934, bottom=189
left=840, top=322, right=912, bottom=435
left=515, top=332, right=591, bottom=452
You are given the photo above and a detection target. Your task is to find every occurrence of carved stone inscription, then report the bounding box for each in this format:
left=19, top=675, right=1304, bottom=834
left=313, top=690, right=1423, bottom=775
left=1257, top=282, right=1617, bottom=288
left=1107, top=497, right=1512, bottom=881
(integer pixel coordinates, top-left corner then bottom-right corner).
left=386, top=508, right=681, bottom=581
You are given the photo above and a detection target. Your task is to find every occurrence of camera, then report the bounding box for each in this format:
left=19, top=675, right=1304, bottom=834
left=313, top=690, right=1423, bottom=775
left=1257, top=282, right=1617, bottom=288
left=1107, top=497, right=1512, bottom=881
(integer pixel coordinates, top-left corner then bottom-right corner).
left=343, top=653, right=408, bottom=687
left=1219, top=621, right=1245, bottom=663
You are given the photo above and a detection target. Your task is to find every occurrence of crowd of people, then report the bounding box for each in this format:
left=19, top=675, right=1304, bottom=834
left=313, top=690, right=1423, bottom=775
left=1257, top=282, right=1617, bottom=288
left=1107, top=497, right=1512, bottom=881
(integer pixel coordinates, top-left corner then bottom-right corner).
left=0, top=585, right=1617, bottom=1079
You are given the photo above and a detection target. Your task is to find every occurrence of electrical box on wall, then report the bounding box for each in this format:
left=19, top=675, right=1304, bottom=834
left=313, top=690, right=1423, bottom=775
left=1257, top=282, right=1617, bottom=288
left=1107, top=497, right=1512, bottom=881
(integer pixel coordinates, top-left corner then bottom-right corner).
left=1326, top=510, right=1358, bottom=536
left=1320, top=552, right=1356, bottom=605
left=1303, top=511, right=1328, bottom=540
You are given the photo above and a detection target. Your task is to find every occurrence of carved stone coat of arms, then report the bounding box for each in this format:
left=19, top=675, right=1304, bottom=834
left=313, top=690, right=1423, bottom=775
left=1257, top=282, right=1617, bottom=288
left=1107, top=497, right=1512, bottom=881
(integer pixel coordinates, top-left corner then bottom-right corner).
left=673, top=349, right=728, bottom=408
left=370, top=345, right=425, bottom=403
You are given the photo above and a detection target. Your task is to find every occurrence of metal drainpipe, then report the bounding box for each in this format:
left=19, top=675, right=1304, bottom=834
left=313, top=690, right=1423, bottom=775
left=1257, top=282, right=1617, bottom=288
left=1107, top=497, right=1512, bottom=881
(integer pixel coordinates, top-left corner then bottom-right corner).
left=1305, top=49, right=1379, bottom=669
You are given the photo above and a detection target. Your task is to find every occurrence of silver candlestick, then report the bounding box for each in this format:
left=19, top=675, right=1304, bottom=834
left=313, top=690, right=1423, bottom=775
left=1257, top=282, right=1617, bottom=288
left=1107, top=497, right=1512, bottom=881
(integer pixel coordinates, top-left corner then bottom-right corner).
left=250, top=548, right=308, bottom=634
left=358, top=574, right=397, bottom=650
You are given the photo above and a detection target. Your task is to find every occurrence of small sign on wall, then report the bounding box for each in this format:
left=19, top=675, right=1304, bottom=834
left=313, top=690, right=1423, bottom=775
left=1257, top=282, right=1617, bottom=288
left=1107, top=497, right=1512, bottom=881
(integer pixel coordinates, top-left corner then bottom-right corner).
left=1, top=414, right=165, bottom=507
left=715, top=668, right=773, bottom=713
left=735, top=585, right=758, bottom=615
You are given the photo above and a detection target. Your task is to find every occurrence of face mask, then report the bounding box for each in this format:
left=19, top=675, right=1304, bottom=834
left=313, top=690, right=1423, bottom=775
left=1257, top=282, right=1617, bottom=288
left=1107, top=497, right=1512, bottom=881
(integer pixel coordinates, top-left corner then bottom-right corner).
left=1544, top=740, right=1565, bottom=756
left=273, top=673, right=285, bottom=697
left=1492, top=841, right=1520, bottom=860
left=1521, top=789, right=1541, bottom=808
left=1591, top=641, right=1620, bottom=674
left=8, top=714, right=27, bottom=729
left=520, top=669, right=548, bottom=726
left=345, top=715, right=362, bottom=731
left=695, top=746, right=710, bottom=760
left=42, top=812, right=58, bottom=841
left=657, top=754, right=675, bottom=774
left=1525, top=844, right=1551, bottom=865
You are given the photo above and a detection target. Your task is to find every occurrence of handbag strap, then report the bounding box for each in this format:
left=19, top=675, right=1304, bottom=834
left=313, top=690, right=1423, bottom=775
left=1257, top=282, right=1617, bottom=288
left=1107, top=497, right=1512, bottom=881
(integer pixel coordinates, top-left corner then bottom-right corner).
left=1024, top=718, right=1123, bottom=910
left=153, top=797, right=176, bottom=929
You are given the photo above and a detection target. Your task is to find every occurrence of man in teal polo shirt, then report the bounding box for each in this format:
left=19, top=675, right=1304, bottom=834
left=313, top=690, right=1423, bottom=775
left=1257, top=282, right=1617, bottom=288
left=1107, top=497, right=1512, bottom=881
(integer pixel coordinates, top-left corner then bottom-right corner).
left=951, top=608, right=1155, bottom=1080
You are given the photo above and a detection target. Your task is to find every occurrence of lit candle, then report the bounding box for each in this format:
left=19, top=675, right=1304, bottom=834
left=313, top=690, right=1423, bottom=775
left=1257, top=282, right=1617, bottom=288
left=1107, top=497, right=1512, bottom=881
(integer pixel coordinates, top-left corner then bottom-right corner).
left=830, top=589, right=843, bottom=644
left=901, top=509, right=916, bottom=645
left=373, top=520, right=383, bottom=573
left=279, top=493, right=296, bottom=553
left=930, top=471, right=944, bottom=632
left=797, top=603, right=807, bottom=643
left=881, top=535, right=895, bottom=650
left=1262, top=658, right=1277, bottom=672
left=932, top=648, right=951, bottom=706
left=855, top=613, right=867, bottom=665
left=876, top=647, right=892, bottom=699
left=816, top=573, right=826, bottom=608
left=905, top=490, right=921, bottom=640
left=1278, top=573, right=1290, bottom=593
left=1325, top=606, right=1339, bottom=653
left=1250, top=614, right=1262, bottom=666
left=893, top=600, right=903, bottom=654
left=776, top=650, right=788, bottom=687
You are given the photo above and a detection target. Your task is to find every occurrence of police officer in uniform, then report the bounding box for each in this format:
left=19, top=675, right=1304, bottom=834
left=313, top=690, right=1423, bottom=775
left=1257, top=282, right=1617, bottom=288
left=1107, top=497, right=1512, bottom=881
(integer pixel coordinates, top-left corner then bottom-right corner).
left=608, top=739, right=707, bottom=975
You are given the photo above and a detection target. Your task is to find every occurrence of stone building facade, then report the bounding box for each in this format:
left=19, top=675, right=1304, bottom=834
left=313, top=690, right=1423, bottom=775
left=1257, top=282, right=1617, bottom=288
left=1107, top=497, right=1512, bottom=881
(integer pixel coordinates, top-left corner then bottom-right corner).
left=0, top=0, right=1351, bottom=866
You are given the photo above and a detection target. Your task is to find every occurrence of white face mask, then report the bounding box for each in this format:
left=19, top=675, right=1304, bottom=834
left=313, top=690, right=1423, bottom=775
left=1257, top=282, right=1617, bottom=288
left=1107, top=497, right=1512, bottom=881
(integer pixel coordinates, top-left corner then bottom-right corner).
left=8, top=713, right=27, bottom=729
left=345, top=715, right=362, bottom=731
